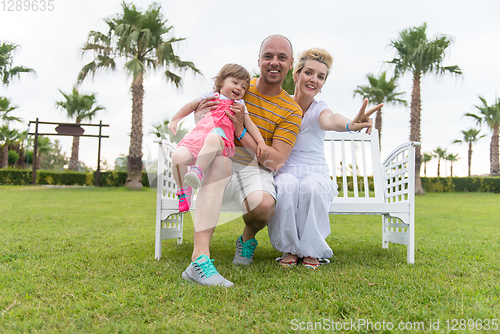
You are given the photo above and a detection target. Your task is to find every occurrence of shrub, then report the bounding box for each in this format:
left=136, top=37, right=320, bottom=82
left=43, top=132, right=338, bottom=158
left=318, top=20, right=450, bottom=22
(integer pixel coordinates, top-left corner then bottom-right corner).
left=96, top=171, right=150, bottom=187
left=8, top=150, right=19, bottom=166
left=421, top=177, right=455, bottom=192
left=97, top=171, right=128, bottom=187
left=0, top=170, right=31, bottom=185
left=451, top=177, right=483, bottom=192
left=336, top=176, right=375, bottom=192
left=421, top=177, right=500, bottom=193
left=37, top=171, right=92, bottom=186
left=482, top=177, right=500, bottom=193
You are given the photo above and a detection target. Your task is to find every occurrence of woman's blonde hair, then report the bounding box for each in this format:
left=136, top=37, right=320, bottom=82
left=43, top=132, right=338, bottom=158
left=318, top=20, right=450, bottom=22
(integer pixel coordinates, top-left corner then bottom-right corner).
left=293, top=48, right=333, bottom=79
left=213, top=64, right=251, bottom=93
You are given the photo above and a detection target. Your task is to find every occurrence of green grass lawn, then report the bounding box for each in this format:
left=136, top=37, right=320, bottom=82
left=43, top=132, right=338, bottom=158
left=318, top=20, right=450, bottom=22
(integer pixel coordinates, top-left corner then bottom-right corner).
left=1, top=186, right=499, bottom=333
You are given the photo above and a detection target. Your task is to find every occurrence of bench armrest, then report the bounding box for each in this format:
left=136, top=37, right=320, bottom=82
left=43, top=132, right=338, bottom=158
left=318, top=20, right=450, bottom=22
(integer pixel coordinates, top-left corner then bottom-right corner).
left=382, top=141, right=420, bottom=167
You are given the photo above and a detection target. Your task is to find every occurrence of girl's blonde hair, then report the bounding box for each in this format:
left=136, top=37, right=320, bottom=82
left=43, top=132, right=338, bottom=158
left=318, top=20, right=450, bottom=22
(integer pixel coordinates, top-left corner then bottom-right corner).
left=293, top=48, right=334, bottom=79
left=213, top=64, right=251, bottom=93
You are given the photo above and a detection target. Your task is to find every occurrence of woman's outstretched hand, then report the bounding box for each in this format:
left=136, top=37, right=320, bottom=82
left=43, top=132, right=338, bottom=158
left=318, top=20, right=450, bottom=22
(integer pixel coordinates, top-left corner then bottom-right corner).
left=349, top=99, right=383, bottom=134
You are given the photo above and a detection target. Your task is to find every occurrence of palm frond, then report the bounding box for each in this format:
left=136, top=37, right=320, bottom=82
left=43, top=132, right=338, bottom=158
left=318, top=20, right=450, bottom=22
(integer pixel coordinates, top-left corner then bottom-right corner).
left=164, top=70, right=182, bottom=87
left=0, top=41, right=35, bottom=85
left=125, top=58, right=146, bottom=78
left=55, top=86, right=105, bottom=122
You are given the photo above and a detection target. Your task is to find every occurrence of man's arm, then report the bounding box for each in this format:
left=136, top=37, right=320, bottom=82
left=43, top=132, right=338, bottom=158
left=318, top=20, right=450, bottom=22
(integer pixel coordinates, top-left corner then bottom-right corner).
left=258, top=140, right=293, bottom=172
left=227, top=102, right=292, bottom=171
left=244, top=114, right=270, bottom=157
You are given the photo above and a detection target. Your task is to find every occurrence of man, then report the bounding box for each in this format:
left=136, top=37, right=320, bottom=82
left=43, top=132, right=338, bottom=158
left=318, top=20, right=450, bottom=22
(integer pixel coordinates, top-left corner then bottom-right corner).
left=181, top=35, right=302, bottom=287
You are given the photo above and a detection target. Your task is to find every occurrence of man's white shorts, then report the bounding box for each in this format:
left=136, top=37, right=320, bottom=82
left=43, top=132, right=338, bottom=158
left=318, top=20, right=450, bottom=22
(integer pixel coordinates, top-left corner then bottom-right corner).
left=222, top=162, right=276, bottom=207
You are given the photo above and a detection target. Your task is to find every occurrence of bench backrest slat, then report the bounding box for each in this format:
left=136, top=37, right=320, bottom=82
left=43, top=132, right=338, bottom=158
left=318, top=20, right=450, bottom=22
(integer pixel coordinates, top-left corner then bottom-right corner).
left=325, top=130, right=384, bottom=202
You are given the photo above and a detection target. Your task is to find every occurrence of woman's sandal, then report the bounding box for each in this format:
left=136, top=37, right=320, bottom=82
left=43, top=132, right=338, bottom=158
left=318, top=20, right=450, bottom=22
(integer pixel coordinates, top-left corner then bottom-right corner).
left=277, top=254, right=298, bottom=268
left=302, top=259, right=320, bottom=270
left=279, top=258, right=298, bottom=268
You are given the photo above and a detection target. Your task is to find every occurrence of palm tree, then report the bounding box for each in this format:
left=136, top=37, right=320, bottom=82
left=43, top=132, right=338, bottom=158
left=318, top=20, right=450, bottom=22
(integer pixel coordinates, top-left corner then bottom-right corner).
left=0, top=97, right=21, bottom=123
left=0, top=97, right=22, bottom=168
left=353, top=71, right=407, bottom=147
left=1, top=41, right=33, bottom=167
left=445, top=153, right=460, bottom=177
left=150, top=117, right=188, bottom=144
left=466, top=96, right=500, bottom=176
left=55, top=86, right=105, bottom=171
left=0, top=125, right=20, bottom=168
left=77, top=2, right=201, bottom=190
left=453, top=128, right=485, bottom=176
left=422, top=152, right=434, bottom=177
left=34, top=136, right=53, bottom=170
left=13, top=129, right=29, bottom=169
left=388, top=23, right=462, bottom=193
left=0, top=41, right=35, bottom=85
left=433, top=147, right=447, bottom=177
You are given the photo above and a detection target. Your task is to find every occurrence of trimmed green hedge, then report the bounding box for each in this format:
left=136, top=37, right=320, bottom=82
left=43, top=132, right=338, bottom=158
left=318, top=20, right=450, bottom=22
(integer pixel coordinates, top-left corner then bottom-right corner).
left=336, top=176, right=375, bottom=192
left=98, top=171, right=151, bottom=187
left=0, top=169, right=151, bottom=187
left=0, top=169, right=32, bottom=185
left=39, top=171, right=92, bottom=186
left=1, top=169, right=499, bottom=193
left=421, top=177, right=500, bottom=193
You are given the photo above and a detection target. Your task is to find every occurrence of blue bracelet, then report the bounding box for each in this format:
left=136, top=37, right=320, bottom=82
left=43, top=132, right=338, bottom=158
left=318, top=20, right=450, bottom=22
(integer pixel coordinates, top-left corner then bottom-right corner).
left=346, top=122, right=359, bottom=134
left=238, top=128, right=247, bottom=140
left=346, top=122, right=353, bottom=133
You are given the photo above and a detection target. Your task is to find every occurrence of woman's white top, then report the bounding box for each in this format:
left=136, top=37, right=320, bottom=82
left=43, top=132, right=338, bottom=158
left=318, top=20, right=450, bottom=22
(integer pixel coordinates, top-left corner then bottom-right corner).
left=278, top=99, right=329, bottom=179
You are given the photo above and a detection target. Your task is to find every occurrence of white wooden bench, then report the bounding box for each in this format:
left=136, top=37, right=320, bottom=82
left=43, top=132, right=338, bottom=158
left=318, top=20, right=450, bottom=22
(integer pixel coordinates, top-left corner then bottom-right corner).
left=154, top=130, right=420, bottom=263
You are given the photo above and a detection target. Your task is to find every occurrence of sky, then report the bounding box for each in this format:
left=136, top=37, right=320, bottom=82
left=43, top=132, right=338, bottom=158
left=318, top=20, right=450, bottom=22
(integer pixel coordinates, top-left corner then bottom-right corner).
left=1, top=0, right=499, bottom=177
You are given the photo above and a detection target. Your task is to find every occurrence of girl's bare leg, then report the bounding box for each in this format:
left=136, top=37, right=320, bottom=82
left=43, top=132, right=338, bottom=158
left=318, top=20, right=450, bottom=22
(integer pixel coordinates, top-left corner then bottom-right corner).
left=171, top=146, right=193, bottom=188
left=195, top=133, right=224, bottom=172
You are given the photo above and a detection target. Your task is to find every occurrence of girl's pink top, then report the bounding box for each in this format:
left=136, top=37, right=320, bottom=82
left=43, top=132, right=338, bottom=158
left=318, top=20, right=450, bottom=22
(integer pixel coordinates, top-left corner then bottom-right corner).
left=178, top=93, right=238, bottom=161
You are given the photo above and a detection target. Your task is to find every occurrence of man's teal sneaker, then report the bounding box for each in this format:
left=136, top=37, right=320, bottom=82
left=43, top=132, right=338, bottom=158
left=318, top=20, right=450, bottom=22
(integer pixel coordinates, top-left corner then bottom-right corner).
left=182, top=254, right=234, bottom=287
left=232, top=235, right=258, bottom=265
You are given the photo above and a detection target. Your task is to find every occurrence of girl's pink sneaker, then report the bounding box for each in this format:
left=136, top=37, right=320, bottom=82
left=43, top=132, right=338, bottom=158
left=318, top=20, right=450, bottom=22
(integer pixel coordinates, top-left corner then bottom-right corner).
left=176, top=186, right=193, bottom=213
left=184, top=165, right=205, bottom=188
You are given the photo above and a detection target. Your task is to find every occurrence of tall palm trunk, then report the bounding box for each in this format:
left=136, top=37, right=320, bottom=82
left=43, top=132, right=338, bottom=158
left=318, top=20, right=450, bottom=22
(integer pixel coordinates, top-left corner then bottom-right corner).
left=411, top=71, right=424, bottom=194
left=491, top=123, right=499, bottom=176
left=14, top=148, right=25, bottom=169
left=68, top=120, right=81, bottom=171
left=0, top=144, right=8, bottom=168
left=467, top=142, right=472, bottom=177
left=375, top=109, right=382, bottom=150
left=437, top=159, right=441, bottom=177
left=126, top=73, right=144, bottom=190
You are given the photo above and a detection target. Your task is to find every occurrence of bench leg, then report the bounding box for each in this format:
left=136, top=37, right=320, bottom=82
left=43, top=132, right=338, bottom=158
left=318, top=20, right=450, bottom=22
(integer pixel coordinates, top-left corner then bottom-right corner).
left=155, top=211, right=184, bottom=260
left=155, top=215, right=163, bottom=260
left=382, top=213, right=414, bottom=264
left=382, top=216, right=389, bottom=249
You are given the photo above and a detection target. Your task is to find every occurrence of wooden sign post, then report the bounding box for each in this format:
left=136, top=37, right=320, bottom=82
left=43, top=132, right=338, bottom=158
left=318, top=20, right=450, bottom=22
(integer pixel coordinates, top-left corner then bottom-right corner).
left=28, top=119, right=109, bottom=186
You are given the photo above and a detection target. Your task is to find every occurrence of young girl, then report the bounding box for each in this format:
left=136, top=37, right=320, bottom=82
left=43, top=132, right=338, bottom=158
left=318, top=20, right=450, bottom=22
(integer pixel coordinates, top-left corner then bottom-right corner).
left=168, top=63, right=269, bottom=213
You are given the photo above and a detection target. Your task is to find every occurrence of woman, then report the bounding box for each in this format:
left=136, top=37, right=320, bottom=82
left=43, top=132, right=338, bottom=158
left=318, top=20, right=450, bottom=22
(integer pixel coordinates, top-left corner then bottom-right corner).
left=268, top=48, right=382, bottom=269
